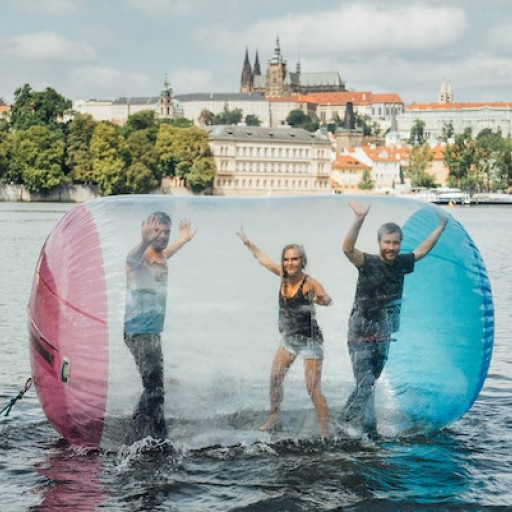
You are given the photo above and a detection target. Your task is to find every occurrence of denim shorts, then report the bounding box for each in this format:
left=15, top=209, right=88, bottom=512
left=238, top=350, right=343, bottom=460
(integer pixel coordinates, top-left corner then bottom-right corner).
left=280, top=334, right=324, bottom=360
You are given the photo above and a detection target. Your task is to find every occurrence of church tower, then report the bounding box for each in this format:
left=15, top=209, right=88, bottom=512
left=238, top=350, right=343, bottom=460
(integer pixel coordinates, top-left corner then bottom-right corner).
left=265, top=36, right=288, bottom=97
left=446, top=81, right=453, bottom=103
left=159, top=74, right=174, bottom=118
left=439, top=80, right=453, bottom=104
left=240, top=47, right=254, bottom=93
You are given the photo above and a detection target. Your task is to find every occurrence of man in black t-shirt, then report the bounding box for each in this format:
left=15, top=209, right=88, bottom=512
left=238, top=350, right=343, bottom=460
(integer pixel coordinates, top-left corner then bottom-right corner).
left=340, top=200, right=447, bottom=439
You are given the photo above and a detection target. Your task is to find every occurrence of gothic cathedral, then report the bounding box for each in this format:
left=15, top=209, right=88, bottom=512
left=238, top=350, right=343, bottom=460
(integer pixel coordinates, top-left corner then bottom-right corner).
left=240, top=36, right=346, bottom=97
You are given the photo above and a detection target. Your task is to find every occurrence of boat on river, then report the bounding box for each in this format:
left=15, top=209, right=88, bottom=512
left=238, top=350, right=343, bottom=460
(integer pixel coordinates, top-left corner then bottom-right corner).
left=433, top=189, right=471, bottom=205
left=471, top=193, right=512, bottom=205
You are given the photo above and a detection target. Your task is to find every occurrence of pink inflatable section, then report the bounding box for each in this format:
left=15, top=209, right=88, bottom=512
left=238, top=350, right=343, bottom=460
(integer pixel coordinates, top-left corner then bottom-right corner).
left=28, top=205, right=109, bottom=448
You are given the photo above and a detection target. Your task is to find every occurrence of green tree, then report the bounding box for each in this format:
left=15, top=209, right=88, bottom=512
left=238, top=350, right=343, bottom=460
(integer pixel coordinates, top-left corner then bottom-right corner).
left=160, top=117, right=193, bottom=128
left=198, top=109, right=214, bottom=126
left=408, top=143, right=436, bottom=187
left=155, top=124, right=179, bottom=177
left=125, top=161, right=159, bottom=194
left=245, top=114, right=261, bottom=126
left=10, top=125, right=67, bottom=191
left=66, top=113, right=97, bottom=184
left=121, top=110, right=158, bottom=141
left=358, top=169, right=374, bottom=190
left=444, top=127, right=476, bottom=190
left=212, top=106, right=243, bottom=125
left=440, top=121, right=455, bottom=142
left=409, top=119, right=426, bottom=146
left=171, top=127, right=215, bottom=190
left=186, top=156, right=216, bottom=191
left=155, top=124, right=215, bottom=191
left=286, top=109, right=319, bottom=132
left=0, top=131, right=11, bottom=182
left=90, top=122, right=126, bottom=195
left=473, top=128, right=512, bottom=192
left=353, top=112, right=372, bottom=136
left=123, top=130, right=160, bottom=193
left=0, top=113, right=9, bottom=132
left=10, top=84, right=72, bottom=132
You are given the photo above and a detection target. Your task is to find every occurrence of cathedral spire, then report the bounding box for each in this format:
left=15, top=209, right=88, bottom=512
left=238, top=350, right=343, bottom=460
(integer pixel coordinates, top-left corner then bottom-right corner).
left=269, top=35, right=286, bottom=64
left=253, top=50, right=261, bottom=76
left=240, top=46, right=254, bottom=93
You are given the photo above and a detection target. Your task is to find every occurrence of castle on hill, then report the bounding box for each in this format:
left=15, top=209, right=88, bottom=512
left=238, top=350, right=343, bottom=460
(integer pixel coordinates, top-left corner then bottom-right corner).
left=240, top=36, right=345, bottom=97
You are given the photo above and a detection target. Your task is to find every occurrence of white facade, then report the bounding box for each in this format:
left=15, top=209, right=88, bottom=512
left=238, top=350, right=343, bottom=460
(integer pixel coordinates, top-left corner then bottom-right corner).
left=74, top=98, right=160, bottom=124
left=207, top=126, right=332, bottom=196
left=396, top=103, right=512, bottom=142
left=344, top=147, right=403, bottom=190
left=176, top=94, right=271, bottom=126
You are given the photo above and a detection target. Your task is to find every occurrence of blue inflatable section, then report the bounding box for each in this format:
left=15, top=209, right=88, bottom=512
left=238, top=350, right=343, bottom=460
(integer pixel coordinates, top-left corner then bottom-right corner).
left=385, top=206, right=494, bottom=432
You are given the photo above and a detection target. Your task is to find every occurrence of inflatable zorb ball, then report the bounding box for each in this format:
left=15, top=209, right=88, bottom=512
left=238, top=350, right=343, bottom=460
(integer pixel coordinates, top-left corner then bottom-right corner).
left=28, top=195, right=493, bottom=449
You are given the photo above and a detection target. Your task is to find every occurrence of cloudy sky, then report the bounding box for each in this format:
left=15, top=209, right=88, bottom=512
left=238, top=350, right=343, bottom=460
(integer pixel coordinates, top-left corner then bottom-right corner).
left=1, top=0, right=512, bottom=106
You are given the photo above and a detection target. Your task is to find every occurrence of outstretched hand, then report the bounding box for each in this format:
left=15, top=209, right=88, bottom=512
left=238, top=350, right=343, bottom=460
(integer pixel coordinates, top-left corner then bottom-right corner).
left=141, top=215, right=166, bottom=244
left=178, top=218, right=197, bottom=242
left=348, top=200, right=371, bottom=218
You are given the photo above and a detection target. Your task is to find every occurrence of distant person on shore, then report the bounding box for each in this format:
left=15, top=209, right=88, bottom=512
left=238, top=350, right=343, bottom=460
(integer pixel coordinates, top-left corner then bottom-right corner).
left=124, top=212, right=196, bottom=443
left=340, top=200, right=447, bottom=439
left=237, top=227, right=332, bottom=438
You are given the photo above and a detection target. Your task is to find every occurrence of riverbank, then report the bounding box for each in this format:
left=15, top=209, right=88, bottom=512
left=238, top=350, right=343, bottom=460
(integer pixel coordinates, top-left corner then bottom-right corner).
left=0, top=184, right=99, bottom=203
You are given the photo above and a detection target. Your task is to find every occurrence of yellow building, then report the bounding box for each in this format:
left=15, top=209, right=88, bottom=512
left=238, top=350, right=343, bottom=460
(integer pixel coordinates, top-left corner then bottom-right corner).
left=207, top=125, right=332, bottom=196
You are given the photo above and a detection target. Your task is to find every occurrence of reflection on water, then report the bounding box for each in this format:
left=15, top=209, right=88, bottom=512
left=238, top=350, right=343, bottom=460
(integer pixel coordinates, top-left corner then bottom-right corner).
left=30, top=440, right=108, bottom=512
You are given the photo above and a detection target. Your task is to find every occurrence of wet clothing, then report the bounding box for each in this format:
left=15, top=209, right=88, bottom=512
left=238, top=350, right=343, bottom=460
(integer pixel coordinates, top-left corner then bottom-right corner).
left=340, top=339, right=390, bottom=436
left=124, top=249, right=169, bottom=442
left=124, top=333, right=168, bottom=441
left=124, top=255, right=168, bottom=335
left=278, top=275, right=324, bottom=360
left=348, top=253, right=415, bottom=341
left=342, top=252, right=415, bottom=436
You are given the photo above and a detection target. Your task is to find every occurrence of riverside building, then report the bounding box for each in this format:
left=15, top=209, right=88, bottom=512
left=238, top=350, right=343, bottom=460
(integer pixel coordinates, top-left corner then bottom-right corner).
left=206, top=125, right=332, bottom=196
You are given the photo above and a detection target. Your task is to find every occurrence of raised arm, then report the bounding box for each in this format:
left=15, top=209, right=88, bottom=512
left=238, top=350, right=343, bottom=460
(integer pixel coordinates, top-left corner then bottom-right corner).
left=413, top=215, right=448, bottom=262
left=237, top=227, right=281, bottom=276
left=343, top=200, right=371, bottom=268
left=163, top=218, right=197, bottom=259
left=308, top=278, right=333, bottom=306
left=126, top=215, right=164, bottom=267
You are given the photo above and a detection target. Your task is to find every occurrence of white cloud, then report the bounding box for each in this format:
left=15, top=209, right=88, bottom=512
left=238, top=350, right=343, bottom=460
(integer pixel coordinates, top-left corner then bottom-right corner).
left=125, top=0, right=193, bottom=17
left=8, top=0, right=84, bottom=16
left=466, top=52, right=512, bottom=81
left=486, top=20, right=512, bottom=50
left=70, top=66, right=153, bottom=98
left=171, top=68, right=216, bottom=94
left=12, top=32, right=95, bottom=61
left=199, top=4, right=467, bottom=57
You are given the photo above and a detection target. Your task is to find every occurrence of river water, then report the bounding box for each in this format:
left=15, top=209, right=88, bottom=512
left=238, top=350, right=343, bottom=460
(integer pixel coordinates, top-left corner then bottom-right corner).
left=0, top=200, right=511, bottom=511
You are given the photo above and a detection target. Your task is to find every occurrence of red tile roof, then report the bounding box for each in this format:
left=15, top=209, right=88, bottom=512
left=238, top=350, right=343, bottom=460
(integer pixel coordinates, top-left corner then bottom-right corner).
left=306, top=91, right=403, bottom=106
left=407, top=102, right=512, bottom=111
left=267, top=94, right=316, bottom=104
left=332, top=154, right=370, bottom=170
left=360, top=146, right=410, bottom=162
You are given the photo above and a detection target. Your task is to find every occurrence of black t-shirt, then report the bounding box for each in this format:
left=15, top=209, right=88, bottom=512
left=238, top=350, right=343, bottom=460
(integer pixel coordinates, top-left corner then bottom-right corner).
left=348, top=252, right=415, bottom=341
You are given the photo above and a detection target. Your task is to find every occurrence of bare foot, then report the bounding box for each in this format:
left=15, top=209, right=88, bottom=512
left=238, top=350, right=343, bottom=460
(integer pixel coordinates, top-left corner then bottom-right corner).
left=319, top=426, right=330, bottom=439
left=259, top=412, right=279, bottom=431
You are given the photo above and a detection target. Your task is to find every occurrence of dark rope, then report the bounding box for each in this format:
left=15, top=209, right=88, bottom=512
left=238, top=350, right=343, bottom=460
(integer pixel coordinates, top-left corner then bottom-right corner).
left=1, top=378, right=32, bottom=417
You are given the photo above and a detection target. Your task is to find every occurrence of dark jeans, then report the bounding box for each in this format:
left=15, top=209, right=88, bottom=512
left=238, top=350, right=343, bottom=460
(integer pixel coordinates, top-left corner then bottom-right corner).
left=124, top=333, right=168, bottom=442
left=340, top=339, right=390, bottom=436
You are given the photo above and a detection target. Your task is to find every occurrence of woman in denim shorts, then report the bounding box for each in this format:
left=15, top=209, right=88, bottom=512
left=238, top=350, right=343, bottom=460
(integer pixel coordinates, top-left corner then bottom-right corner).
left=238, top=228, right=332, bottom=438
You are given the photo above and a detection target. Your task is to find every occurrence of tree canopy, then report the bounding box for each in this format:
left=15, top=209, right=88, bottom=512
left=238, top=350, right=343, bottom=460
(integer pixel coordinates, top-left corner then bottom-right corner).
left=1, top=84, right=216, bottom=194
left=286, top=109, right=319, bottom=132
